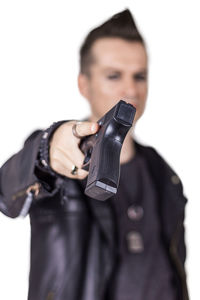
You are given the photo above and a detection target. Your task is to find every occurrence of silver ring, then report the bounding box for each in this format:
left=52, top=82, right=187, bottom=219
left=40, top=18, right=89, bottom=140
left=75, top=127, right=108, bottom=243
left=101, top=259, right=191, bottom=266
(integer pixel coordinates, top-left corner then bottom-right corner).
left=71, top=165, right=78, bottom=175
left=72, top=122, right=82, bottom=139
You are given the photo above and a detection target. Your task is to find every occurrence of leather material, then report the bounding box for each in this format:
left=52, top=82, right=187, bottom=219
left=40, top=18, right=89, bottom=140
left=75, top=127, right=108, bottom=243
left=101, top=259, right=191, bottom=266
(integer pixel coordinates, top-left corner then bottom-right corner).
left=28, top=179, right=116, bottom=300
left=0, top=131, right=189, bottom=300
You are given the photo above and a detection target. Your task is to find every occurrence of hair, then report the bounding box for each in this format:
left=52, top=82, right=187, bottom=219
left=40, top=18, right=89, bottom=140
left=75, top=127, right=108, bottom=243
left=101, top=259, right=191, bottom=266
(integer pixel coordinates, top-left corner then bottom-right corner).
left=79, top=9, right=145, bottom=75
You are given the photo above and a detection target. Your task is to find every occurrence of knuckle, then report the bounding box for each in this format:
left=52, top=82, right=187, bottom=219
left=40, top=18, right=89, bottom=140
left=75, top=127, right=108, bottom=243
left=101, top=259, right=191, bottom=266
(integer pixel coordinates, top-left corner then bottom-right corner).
left=50, top=159, right=60, bottom=171
left=50, top=162, right=56, bottom=172
left=77, top=173, right=87, bottom=180
left=50, top=151, right=60, bottom=162
left=76, top=126, right=84, bottom=137
left=77, top=121, right=90, bottom=136
left=76, top=160, right=84, bottom=169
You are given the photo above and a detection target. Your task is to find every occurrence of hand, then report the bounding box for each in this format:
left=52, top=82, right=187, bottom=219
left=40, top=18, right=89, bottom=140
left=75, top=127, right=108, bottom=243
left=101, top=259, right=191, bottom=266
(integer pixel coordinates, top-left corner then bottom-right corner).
left=49, top=121, right=99, bottom=179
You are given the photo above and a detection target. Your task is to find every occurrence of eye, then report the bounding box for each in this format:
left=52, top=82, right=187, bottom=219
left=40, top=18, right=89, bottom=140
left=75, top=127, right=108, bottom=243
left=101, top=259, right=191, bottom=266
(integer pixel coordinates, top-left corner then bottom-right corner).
left=107, top=73, right=120, bottom=80
left=134, top=73, right=147, bottom=82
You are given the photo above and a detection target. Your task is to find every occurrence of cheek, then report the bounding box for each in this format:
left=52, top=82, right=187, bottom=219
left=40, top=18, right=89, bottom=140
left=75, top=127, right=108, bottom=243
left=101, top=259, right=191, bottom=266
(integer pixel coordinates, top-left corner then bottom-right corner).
left=138, top=84, right=148, bottom=106
left=135, top=85, right=148, bottom=119
left=96, top=79, right=121, bottom=98
left=91, top=80, right=120, bottom=105
left=139, top=81, right=148, bottom=96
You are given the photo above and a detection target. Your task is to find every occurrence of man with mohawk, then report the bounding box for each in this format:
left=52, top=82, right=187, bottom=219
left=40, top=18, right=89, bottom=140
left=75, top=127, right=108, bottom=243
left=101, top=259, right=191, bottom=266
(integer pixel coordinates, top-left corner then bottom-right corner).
left=0, top=9, right=188, bottom=300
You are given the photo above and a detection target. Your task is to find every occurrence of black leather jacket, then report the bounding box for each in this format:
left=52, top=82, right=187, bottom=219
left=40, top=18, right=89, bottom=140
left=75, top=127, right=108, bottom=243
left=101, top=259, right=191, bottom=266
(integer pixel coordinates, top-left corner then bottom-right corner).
left=0, top=131, right=189, bottom=300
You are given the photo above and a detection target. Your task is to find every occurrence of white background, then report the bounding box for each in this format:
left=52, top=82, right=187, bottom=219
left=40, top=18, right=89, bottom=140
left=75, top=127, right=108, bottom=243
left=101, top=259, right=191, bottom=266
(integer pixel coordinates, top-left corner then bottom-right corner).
left=0, top=0, right=199, bottom=299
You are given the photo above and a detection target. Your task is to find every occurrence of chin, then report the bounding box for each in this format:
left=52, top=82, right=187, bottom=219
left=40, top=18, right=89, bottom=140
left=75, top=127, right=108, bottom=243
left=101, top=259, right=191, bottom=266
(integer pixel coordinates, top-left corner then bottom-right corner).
left=134, top=112, right=143, bottom=123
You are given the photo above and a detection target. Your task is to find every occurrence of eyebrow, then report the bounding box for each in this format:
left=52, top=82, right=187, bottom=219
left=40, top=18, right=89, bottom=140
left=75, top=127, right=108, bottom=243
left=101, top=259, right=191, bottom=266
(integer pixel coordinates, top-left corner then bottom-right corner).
left=102, top=68, right=148, bottom=74
left=134, top=69, right=148, bottom=75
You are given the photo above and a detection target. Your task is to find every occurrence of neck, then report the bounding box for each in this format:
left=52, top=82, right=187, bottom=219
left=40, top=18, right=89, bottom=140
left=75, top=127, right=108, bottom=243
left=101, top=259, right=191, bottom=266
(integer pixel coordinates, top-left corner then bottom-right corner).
left=120, top=131, right=135, bottom=164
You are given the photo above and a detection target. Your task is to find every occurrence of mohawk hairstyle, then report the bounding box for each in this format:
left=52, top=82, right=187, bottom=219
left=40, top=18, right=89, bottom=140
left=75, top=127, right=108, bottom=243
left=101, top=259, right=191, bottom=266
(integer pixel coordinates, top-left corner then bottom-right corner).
left=80, top=9, right=145, bottom=75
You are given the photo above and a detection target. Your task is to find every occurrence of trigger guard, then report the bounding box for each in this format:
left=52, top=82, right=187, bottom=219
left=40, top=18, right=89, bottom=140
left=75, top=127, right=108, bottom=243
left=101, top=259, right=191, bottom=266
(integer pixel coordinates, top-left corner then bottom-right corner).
left=82, top=147, right=92, bottom=171
left=82, top=161, right=90, bottom=171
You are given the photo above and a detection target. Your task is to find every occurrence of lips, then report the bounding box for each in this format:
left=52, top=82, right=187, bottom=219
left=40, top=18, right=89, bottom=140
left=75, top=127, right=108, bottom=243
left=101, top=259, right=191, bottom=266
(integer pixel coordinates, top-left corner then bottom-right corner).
left=122, top=98, right=138, bottom=109
left=127, top=101, right=138, bottom=110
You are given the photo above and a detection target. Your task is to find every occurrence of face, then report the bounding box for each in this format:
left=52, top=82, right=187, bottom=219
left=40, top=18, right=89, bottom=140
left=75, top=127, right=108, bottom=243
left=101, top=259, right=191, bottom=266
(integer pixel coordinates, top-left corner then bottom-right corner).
left=78, top=38, right=148, bottom=124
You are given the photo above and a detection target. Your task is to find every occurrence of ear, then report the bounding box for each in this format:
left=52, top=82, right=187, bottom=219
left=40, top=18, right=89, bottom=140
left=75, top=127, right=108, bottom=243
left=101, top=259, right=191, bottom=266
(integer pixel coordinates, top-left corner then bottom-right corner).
left=78, top=73, right=90, bottom=100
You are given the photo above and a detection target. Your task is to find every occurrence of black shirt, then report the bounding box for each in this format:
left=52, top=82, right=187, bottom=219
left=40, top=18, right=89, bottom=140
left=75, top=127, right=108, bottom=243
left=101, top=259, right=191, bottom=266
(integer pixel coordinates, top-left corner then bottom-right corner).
left=110, top=150, right=177, bottom=300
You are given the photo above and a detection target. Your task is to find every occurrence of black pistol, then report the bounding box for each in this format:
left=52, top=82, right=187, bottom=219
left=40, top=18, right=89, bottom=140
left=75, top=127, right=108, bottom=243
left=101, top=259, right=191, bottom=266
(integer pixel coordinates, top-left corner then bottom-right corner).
left=80, top=100, right=136, bottom=201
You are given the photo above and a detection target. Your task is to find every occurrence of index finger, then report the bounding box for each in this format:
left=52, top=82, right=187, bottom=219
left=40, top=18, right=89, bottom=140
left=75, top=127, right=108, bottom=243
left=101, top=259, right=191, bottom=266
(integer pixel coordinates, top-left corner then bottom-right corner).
left=74, top=121, right=99, bottom=138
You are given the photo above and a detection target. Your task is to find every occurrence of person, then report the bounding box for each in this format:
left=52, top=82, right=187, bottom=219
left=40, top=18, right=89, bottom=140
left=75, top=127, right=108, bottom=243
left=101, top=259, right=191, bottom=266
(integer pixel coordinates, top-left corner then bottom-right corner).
left=0, top=9, right=188, bottom=300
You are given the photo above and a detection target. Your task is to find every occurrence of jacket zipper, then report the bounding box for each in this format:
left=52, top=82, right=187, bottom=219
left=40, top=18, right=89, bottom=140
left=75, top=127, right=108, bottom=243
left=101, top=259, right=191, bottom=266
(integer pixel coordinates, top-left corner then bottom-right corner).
left=26, top=182, right=41, bottom=196
left=12, top=182, right=41, bottom=201
left=11, top=182, right=41, bottom=217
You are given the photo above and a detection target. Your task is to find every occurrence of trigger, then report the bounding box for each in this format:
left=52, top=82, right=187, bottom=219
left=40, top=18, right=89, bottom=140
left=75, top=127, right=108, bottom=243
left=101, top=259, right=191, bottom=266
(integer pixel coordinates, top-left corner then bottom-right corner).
left=82, top=148, right=92, bottom=171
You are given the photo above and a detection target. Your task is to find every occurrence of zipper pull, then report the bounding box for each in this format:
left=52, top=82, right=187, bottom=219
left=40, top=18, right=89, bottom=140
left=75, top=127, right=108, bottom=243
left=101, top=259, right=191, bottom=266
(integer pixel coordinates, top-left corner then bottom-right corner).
left=19, top=182, right=41, bottom=218
left=26, top=182, right=41, bottom=196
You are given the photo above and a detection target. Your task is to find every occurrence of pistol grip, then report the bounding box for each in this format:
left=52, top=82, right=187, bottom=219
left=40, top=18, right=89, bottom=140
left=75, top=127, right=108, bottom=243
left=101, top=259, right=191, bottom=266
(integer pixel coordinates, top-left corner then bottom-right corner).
left=84, top=137, right=121, bottom=200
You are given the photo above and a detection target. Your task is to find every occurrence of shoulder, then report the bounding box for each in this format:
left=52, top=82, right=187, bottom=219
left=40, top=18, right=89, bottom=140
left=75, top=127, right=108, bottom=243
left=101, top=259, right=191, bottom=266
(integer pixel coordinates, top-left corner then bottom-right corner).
left=135, top=140, right=168, bottom=168
left=24, top=130, right=43, bottom=146
left=135, top=140, right=187, bottom=201
left=135, top=140, right=175, bottom=172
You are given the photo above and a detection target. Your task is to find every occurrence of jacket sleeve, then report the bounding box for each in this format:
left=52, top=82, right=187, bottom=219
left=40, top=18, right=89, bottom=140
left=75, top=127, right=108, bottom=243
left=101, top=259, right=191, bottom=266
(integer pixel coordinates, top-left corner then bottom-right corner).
left=0, top=130, right=62, bottom=218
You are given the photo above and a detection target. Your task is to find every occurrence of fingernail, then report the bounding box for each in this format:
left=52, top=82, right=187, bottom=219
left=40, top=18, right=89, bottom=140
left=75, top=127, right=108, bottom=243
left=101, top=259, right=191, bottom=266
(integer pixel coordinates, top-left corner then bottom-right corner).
left=91, top=123, right=97, bottom=132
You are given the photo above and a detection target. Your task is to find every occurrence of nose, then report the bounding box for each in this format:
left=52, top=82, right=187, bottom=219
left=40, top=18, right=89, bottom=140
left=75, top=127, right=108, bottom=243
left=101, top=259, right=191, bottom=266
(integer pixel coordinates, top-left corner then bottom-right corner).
left=122, top=78, right=138, bottom=100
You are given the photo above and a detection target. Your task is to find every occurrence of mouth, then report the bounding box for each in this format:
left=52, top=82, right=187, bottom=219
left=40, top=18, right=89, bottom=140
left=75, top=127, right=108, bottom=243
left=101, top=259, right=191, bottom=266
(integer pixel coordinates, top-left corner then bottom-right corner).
left=122, top=98, right=138, bottom=110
